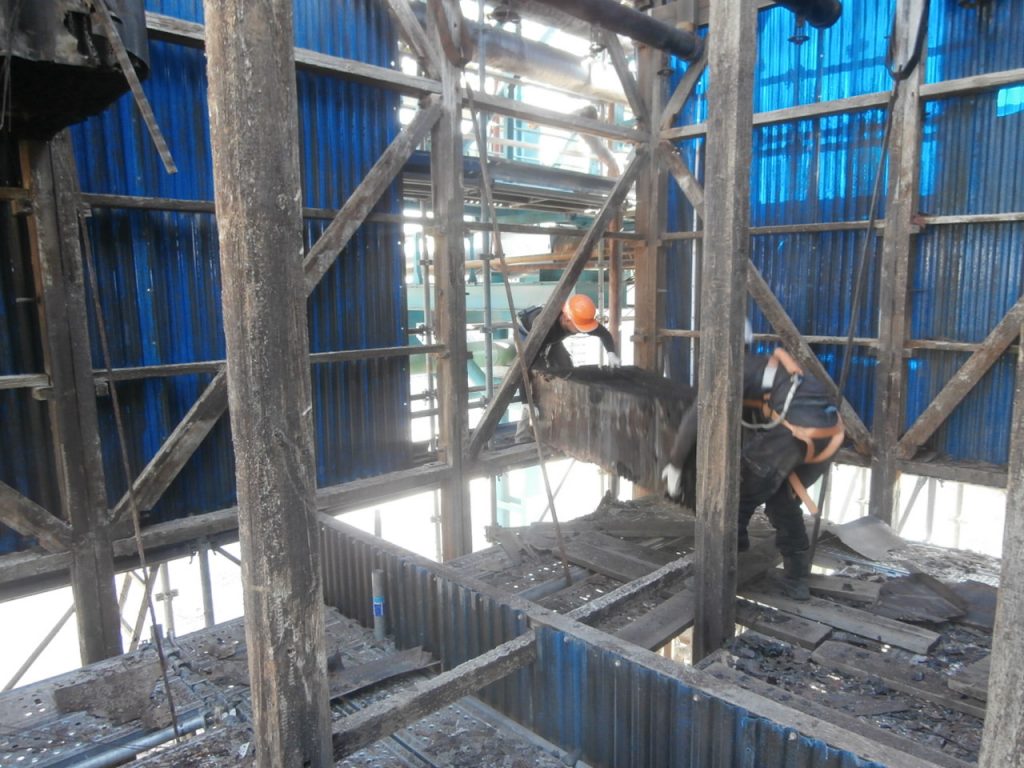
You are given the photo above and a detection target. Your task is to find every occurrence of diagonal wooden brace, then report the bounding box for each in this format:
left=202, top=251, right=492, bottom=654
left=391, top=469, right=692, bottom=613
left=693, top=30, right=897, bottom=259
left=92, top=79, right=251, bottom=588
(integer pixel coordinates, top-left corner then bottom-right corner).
left=466, top=146, right=648, bottom=460
left=0, top=481, right=72, bottom=553
left=111, top=98, right=442, bottom=520
left=897, top=295, right=1024, bottom=460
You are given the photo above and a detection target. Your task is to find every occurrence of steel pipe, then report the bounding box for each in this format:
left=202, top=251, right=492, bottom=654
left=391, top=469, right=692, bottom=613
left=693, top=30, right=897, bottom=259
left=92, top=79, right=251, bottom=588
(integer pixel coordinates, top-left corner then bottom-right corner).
left=773, top=0, right=843, bottom=29
left=528, top=0, right=703, bottom=62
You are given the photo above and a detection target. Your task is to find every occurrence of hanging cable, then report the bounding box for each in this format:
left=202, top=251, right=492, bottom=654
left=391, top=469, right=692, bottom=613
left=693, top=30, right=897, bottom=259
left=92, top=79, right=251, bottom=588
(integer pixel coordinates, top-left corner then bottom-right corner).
left=808, top=0, right=930, bottom=563
left=465, top=82, right=575, bottom=586
left=79, top=206, right=182, bottom=740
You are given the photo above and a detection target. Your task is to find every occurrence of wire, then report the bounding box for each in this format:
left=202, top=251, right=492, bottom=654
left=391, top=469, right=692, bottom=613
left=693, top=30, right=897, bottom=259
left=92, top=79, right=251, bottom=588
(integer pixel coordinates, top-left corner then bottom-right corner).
left=78, top=204, right=182, bottom=741
left=808, top=0, right=931, bottom=562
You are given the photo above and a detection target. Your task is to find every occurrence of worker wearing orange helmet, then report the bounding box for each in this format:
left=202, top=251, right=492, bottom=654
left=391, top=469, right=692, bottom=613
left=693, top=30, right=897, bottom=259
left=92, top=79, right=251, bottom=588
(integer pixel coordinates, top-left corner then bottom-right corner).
left=514, top=294, right=619, bottom=441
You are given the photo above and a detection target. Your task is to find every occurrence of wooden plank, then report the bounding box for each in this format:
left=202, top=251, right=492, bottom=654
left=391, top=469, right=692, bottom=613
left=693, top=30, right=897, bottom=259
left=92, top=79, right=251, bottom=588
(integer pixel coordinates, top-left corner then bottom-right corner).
left=735, top=602, right=832, bottom=650
left=692, top=0, right=757, bottom=662
left=466, top=148, right=646, bottom=459
left=331, top=632, right=537, bottom=759
left=741, top=587, right=940, bottom=654
left=562, top=532, right=662, bottom=583
left=897, top=296, right=1024, bottom=459
left=202, top=1, right=332, bottom=763
left=979, top=335, right=1024, bottom=768
left=430, top=0, right=471, bottom=560
left=747, top=262, right=873, bottom=455
left=806, top=574, right=882, bottom=605
left=0, top=481, right=72, bottom=553
left=600, top=30, right=649, bottom=126
left=870, top=0, right=927, bottom=524
left=702, top=660, right=973, bottom=768
left=948, top=655, right=990, bottom=702
left=810, top=641, right=985, bottom=719
left=146, top=12, right=441, bottom=97
left=328, top=647, right=435, bottom=700
left=23, top=135, right=122, bottom=663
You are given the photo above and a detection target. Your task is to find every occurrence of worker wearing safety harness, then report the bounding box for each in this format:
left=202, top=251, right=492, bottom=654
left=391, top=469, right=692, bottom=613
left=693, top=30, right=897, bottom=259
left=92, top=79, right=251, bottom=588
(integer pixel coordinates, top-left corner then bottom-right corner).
left=661, top=321, right=845, bottom=600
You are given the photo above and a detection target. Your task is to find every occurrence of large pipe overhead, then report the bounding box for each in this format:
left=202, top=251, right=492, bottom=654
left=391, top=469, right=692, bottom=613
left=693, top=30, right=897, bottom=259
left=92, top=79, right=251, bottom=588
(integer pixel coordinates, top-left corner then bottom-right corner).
left=773, top=0, right=843, bottom=28
left=528, top=0, right=703, bottom=62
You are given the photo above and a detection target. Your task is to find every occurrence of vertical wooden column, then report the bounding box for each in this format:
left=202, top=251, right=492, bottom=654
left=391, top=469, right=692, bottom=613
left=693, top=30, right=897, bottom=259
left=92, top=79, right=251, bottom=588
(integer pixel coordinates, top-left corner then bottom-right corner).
left=870, top=0, right=926, bottom=525
left=429, top=0, right=472, bottom=559
left=692, top=0, right=758, bottom=662
left=21, top=134, right=122, bottom=664
left=979, top=327, right=1024, bottom=768
left=632, top=45, right=667, bottom=373
left=202, top=1, right=331, bottom=765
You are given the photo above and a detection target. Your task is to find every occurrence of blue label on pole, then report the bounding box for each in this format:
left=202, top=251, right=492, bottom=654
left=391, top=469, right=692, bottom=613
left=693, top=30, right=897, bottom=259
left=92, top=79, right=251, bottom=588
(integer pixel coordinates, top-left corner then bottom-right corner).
left=373, top=596, right=385, bottom=617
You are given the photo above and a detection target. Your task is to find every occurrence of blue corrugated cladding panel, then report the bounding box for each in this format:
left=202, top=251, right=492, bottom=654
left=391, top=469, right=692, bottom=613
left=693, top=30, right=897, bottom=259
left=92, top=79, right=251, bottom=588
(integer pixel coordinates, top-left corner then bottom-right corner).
left=665, top=0, right=1023, bottom=465
left=0, top=0, right=405, bottom=548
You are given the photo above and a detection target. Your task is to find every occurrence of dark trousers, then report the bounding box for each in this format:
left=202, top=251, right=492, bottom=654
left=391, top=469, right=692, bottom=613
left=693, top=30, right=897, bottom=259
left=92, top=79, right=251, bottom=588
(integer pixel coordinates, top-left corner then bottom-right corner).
left=514, top=334, right=572, bottom=403
left=738, top=426, right=829, bottom=555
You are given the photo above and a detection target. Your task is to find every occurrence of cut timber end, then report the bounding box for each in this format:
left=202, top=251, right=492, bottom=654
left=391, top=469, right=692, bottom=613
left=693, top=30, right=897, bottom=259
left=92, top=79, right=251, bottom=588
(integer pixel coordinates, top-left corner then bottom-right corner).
left=530, top=366, right=696, bottom=497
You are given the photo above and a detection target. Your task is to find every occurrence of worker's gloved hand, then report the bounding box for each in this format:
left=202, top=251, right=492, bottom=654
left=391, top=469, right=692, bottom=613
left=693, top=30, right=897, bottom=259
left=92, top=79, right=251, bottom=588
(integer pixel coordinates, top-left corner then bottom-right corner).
left=606, top=352, right=621, bottom=368
left=661, top=463, right=682, bottom=499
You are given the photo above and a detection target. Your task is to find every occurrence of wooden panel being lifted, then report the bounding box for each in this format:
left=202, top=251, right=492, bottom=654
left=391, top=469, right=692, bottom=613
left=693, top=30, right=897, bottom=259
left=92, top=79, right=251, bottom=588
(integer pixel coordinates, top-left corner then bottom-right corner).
left=530, top=366, right=696, bottom=498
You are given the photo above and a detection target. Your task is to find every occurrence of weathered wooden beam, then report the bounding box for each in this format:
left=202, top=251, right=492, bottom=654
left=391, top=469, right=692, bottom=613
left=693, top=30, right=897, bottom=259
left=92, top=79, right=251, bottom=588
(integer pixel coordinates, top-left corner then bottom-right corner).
left=870, top=0, right=926, bottom=524
left=659, top=51, right=706, bottom=132
left=382, top=0, right=443, bottom=78
left=110, top=98, right=438, bottom=521
left=897, top=296, right=1024, bottom=459
left=466, top=147, right=646, bottom=460
left=979, top=329, right=1024, bottom=768
left=303, top=97, right=442, bottom=291
left=331, top=632, right=537, bottom=759
left=599, top=30, right=649, bottom=127
left=430, top=0, right=471, bottom=560
left=746, top=262, right=873, bottom=455
left=146, top=11, right=441, bottom=97
left=692, top=0, right=757, bottom=663
left=22, top=134, right=122, bottom=663
left=661, top=141, right=705, bottom=220
left=202, top=0, right=331, bottom=763
left=662, top=66, right=1024, bottom=142
left=632, top=44, right=669, bottom=376
left=0, top=482, right=72, bottom=553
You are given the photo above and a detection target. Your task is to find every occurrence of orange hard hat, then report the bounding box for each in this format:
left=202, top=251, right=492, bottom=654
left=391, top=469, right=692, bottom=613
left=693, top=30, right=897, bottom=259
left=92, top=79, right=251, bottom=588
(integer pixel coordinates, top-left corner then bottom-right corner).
left=563, top=294, right=599, bottom=332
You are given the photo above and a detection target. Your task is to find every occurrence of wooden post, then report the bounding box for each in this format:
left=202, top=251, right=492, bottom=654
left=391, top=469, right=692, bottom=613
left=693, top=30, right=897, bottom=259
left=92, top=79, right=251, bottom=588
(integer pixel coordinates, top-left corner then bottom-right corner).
left=870, top=0, right=926, bottom=525
left=428, top=0, right=472, bottom=560
left=692, top=0, right=757, bottom=662
left=21, top=135, right=122, bottom=664
left=632, top=43, right=668, bottom=374
left=202, top=1, right=331, bottom=764
left=979, top=325, right=1024, bottom=768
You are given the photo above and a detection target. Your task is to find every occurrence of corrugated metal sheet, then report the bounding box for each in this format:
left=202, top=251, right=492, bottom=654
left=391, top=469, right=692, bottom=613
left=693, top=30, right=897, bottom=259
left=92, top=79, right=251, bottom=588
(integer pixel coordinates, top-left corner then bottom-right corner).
left=319, top=516, right=884, bottom=768
left=665, top=0, right=1023, bottom=465
left=0, top=0, right=406, bottom=550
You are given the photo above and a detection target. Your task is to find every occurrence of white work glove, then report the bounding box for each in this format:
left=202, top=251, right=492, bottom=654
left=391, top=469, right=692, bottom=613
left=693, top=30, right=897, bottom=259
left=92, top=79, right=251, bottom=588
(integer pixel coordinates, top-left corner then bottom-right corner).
left=661, top=463, right=682, bottom=499
left=606, top=351, right=621, bottom=368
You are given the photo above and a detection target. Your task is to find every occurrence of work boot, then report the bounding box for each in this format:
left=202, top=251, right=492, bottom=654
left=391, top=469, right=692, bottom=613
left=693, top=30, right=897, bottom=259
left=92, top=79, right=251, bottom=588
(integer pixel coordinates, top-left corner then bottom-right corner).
left=780, top=549, right=810, bottom=601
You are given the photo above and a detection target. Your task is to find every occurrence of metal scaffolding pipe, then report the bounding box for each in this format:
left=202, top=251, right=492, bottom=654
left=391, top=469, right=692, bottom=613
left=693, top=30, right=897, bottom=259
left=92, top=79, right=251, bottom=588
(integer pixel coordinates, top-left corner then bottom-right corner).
left=528, top=0, right=703, bottom=62
left=772, top=0, right=843, bottom=29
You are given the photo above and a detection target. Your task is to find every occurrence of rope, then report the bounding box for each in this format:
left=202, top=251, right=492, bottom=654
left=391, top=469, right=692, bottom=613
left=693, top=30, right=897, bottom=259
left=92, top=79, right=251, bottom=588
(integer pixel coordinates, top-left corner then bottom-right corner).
left=808, top=0, right=930, bottom=563
left=79, top=206, right=182, bottom=740
left=465, top=82, right=574, bottom=586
